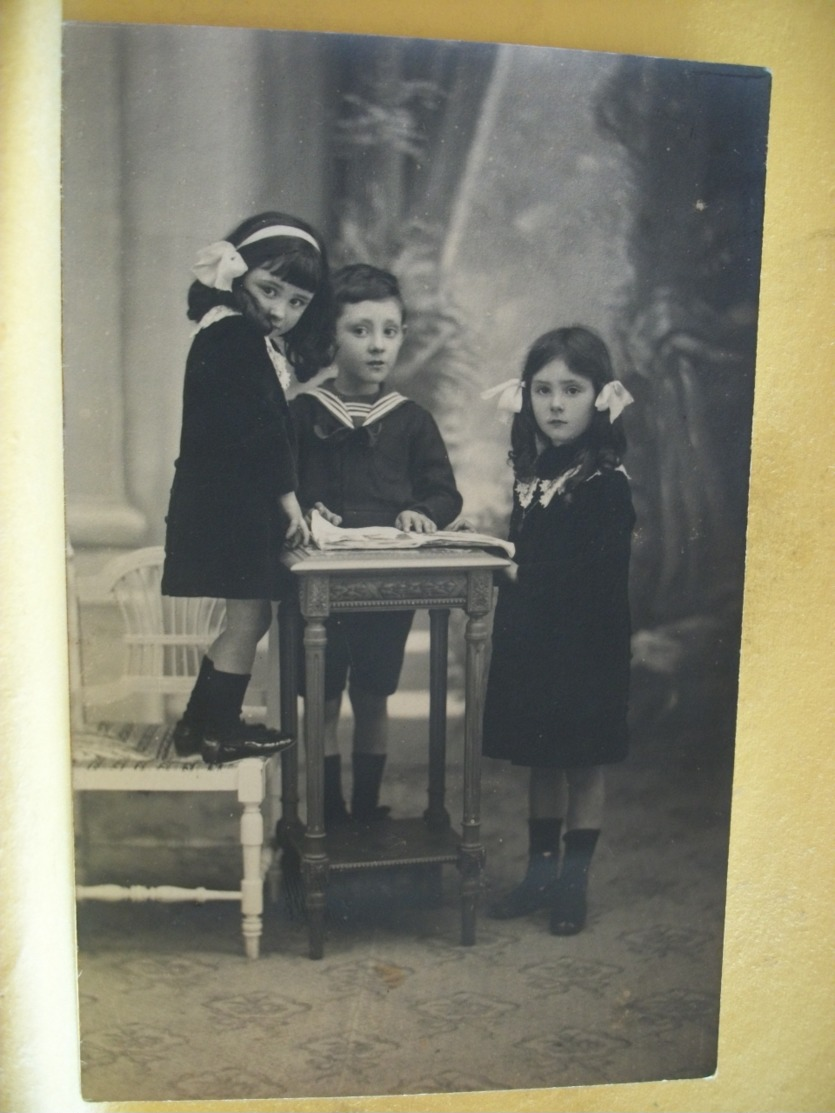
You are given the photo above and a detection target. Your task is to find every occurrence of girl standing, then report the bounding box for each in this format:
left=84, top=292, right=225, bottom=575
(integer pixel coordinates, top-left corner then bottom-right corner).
left=161, top=211, right=334, bottom=765
left=482, top=326, right=635, bottom=934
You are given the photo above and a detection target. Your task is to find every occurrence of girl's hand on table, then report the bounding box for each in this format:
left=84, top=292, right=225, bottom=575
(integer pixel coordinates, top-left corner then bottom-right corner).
left=281, top=493, right=311, bottom=548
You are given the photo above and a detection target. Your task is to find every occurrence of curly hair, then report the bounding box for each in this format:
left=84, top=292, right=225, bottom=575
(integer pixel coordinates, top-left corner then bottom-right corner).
left=186, top=211, right=335, bottom=381
left=510, top=326, right=627, bottom=488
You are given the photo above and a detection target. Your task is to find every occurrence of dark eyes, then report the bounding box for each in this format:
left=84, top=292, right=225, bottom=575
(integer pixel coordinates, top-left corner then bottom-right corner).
left=349, top=326, right=400, bottom=337
left=257, top=283, right=308, bottom=308
left=534, top=384, right=583, bottom=396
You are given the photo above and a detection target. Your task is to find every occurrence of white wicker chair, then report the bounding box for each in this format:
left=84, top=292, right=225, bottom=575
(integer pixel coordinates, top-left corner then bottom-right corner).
left=69, top=544, right=281, bottom=959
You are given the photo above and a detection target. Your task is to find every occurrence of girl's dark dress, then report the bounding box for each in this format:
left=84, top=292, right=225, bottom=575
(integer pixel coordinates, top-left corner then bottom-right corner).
left=161, top=312, right=297, bottom=600
left=482, top=444, right=635, bottom=769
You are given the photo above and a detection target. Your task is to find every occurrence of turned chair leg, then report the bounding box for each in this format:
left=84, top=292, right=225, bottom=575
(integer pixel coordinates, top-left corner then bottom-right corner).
left=237, top=760, right=266, bottom=959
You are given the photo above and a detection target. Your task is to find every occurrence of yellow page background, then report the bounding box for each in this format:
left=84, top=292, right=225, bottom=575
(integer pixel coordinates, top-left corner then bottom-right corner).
left=1, top=1, right=832, bottom=1110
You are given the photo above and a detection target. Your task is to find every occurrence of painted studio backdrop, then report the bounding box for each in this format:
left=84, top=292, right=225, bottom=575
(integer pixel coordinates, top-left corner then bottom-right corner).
left=62, top=23, right=770, bottom=1103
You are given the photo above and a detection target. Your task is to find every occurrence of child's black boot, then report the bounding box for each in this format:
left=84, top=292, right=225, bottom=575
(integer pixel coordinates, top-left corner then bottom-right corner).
left=172, top=656, right=215, bottom=756
left=351, top=752, right=391, bottom=823
left=488, top=818, right=561, bottom=919
left=549, top=828, right=600, bottom=935
left=200, top=667, right=294, bottom=764
left=323, top=754, right=351, bottom=825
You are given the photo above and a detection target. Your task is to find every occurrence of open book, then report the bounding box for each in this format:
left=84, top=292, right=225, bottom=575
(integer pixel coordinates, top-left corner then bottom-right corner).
left=308, top=509, right=515, bottom=559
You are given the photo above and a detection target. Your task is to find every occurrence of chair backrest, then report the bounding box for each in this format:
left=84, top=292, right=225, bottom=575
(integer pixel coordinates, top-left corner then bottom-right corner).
left=70, top=545, right=226, bottom=725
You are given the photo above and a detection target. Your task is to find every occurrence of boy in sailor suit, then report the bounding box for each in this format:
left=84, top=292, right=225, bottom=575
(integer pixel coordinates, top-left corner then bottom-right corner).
left=290, top=264, right=462, bottom=825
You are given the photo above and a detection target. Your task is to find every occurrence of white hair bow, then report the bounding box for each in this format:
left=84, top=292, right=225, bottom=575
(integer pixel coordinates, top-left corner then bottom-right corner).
left=595, top=380, right=634, bottom=422
left=192, top=240, right=248, bottom=291
left=481, top=378, right=524, bottom=420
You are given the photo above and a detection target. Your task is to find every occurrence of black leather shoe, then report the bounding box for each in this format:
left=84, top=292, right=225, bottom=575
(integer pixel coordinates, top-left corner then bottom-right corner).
left=549, top=880, right=588, bottom=935
left=172, top=717, right=203, bottom=757
left=202, top=722, right=296, bottom=765
left=487, top=854, right=558, bottom=919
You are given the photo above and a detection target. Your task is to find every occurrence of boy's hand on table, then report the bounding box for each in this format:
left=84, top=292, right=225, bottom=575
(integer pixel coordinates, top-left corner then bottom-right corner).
left=396, top=510, right=437, bottom=534
left=309, top=502, right=343, bottom=527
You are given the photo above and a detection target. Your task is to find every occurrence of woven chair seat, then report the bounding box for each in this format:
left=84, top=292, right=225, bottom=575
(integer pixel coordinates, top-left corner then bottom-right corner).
left=72, top=721, right=202, bottom=770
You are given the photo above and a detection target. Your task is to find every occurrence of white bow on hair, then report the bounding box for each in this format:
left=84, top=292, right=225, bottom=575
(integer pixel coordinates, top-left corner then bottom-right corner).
left=481, top=378, right=524, bottom=420
left=192, top=240, right=248, bottom=291
left=594, top=380, right=634, bottom=422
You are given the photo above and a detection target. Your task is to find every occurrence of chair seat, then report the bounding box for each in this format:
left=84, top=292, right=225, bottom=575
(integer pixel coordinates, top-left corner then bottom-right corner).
left=72, top=720, right=201, bottom=769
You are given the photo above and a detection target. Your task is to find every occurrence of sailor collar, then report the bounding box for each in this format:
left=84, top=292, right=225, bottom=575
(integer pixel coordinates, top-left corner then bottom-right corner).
left=306, top=386, right=409, bottom=430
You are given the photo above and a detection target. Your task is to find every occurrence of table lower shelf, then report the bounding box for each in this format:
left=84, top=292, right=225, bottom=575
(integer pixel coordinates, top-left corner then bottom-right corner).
left=282, top=816, right=461, bottom=871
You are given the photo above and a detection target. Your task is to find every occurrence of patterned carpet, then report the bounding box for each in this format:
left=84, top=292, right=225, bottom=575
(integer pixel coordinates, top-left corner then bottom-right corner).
left=75, top=686, right=733, bottom=1104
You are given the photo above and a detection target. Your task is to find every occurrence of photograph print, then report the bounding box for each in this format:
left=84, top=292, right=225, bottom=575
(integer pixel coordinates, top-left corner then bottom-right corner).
left=62, top=20, right=770, bottom=1103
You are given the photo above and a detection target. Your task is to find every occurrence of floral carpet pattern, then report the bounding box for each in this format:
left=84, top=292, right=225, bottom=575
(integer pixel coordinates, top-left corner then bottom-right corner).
left=75, top=698, right=733, bottom=1104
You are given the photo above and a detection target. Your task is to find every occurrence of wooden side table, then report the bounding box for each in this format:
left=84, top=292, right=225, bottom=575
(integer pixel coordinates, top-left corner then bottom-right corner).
left=274, top=547, right=509, bottom=960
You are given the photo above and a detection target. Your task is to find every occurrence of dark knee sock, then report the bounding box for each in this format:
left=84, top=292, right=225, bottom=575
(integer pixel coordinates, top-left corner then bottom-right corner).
left=351, top=753, right=387, bottom=820
left=323, top=754, right=350, bottom=825
left=181, top=656, right=215, bottom=727
left=203, top=665, right=251, bottom=732
left=560, top=828, right=600, bottom=891
left=487, top=817, right=560, bottom=919
left=529, top=817, right=563, bottom=859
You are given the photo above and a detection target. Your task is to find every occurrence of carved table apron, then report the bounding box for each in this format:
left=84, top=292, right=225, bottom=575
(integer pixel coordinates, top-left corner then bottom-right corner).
left=275, top=547, right=510, bottom=960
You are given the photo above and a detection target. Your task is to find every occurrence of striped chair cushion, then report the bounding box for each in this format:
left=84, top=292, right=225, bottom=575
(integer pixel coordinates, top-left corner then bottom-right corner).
left=72, top=721, right=202, bottom=770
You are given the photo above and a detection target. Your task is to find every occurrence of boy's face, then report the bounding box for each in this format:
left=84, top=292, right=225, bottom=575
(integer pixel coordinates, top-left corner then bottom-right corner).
left=333, top=298, right=405, bottom=396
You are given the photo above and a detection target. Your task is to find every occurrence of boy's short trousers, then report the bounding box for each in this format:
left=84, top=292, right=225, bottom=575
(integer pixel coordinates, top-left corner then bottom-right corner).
left=297, top=610, right=415, bottom=701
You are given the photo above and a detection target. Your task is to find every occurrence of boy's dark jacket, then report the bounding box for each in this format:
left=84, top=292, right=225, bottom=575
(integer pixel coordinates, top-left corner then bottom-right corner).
left=290, top=386, right=462, bottom=529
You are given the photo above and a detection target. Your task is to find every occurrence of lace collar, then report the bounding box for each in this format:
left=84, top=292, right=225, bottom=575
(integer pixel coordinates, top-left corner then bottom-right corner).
left=191, top=305, right=241, bottom=335
left=516, top=465, right=628, bottom=511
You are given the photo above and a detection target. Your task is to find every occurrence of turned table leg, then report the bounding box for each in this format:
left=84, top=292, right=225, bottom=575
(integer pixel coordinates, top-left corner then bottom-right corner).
left=425, top=608, right=451, bottom=832
left=302, top=606, right=329, bottom=960
left=460, top=573, right=491, bottom=946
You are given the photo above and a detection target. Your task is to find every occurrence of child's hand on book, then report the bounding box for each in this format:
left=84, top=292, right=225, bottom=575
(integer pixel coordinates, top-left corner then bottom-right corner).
left=309, top=501, right=343, bottom=527
left=396, top=510, right=437, bottom=534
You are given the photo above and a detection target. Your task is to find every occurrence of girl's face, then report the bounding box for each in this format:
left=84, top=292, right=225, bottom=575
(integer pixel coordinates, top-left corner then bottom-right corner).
left=241, top=267, right=313, bottom=336
left=530, top=358, right=597, bottom=447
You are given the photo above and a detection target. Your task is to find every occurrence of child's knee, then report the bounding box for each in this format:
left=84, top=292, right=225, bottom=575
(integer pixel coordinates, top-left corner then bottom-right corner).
left=348, top=685, right=388, bottom=717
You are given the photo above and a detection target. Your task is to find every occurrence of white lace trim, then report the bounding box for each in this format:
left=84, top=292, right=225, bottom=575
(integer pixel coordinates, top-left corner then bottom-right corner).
left=264, top=340, right=292, bottom=392
left=191, top=305, right=241, bottom=335
left=515, top=465, right=628, bottom=510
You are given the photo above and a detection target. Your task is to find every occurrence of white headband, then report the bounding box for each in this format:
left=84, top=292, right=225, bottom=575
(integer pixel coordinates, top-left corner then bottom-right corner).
left=192, top=225, right=321, bottom=291
left=237, top=224, right=321, bottom=253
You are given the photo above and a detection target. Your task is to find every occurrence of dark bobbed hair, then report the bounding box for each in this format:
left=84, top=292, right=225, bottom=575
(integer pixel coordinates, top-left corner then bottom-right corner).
left=510, top=325, right=627, bottom=486
left=331, top=263, right=406, bottom=323
left=187, top=211, right=335, bottom=381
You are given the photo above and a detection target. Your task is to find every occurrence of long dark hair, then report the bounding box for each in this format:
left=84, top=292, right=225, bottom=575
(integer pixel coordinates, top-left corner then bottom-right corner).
left=187, top=211, right=335, bottom=381
left=510, top=326, right=627, bottom=488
